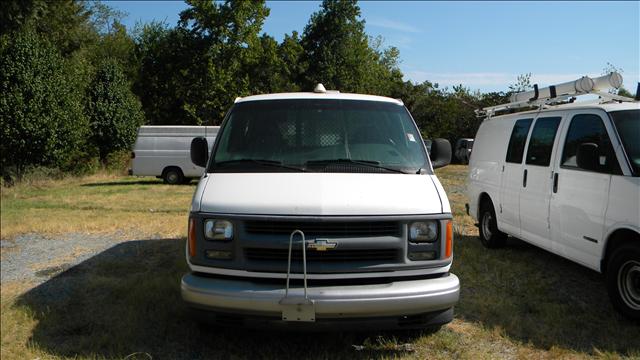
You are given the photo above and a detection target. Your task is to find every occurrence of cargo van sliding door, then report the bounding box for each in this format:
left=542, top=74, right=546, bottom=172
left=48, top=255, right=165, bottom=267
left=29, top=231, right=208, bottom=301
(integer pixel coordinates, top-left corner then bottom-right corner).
left=499, top=118, right=533, bottom=236
left=518, top=116, right=562, bottom=250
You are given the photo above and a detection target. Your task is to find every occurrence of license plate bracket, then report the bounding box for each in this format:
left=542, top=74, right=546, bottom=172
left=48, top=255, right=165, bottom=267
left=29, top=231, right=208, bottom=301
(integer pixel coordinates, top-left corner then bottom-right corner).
left=280, top=297, right=315, bottom=322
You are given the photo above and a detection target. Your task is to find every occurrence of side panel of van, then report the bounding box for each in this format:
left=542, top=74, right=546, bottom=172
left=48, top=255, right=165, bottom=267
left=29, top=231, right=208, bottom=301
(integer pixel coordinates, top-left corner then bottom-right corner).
left=132, top=132, right=216, bottom=178
left=498, top=118, right=533, bottom=236
left=467, top=118, right=510, bottom=223
left=518, top=115, right=562, bottom=250
left=549, top=109, right=620, bottom=270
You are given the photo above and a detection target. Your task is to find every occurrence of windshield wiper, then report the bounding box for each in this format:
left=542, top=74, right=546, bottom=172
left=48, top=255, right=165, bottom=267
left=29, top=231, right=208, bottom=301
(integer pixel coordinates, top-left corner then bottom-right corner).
left=215, top=159, right=306, bottom=172
left=305, top=159, right=409, bottom=174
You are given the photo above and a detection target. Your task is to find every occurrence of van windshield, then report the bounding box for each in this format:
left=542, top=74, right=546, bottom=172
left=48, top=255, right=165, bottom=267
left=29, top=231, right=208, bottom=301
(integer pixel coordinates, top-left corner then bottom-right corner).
left=610, top=109, right=640, bottom=175
left=210, top=99, right=429, bottom=174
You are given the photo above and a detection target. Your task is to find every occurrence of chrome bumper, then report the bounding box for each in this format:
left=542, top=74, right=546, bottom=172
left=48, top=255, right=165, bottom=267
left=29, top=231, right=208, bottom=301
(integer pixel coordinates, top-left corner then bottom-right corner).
left=181, top=272, right=459, bottom=320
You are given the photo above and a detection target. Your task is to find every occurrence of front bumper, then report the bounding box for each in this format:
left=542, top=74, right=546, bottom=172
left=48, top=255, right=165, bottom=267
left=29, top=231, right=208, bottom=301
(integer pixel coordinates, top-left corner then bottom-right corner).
left=181, top=272, right=459, bottom=329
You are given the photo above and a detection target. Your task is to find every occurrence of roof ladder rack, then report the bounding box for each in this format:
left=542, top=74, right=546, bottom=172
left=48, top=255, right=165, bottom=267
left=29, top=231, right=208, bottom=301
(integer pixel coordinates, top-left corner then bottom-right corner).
left=477, top=72, right=636, bottom=118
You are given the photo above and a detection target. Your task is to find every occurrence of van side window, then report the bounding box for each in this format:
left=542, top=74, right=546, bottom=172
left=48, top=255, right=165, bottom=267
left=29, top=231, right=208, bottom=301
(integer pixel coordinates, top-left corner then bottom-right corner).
left=525, top=117, right=561, bottom=166
left=505, top=118, right=533, bottom=163
left=561, top=114, right=621, bottom=174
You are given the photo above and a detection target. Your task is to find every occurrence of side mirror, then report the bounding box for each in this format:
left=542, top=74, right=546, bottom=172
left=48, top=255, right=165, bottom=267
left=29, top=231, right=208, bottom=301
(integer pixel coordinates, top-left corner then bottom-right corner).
left=576, top=143, right=599, bottom=171
left=191, top=137, right=209, bottom=168
left=430, top=138, right=452, bottom=169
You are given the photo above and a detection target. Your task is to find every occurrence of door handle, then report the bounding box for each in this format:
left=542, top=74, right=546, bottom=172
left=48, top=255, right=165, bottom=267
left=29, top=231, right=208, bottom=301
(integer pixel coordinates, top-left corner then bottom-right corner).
left=523, top=169, right=528, bottom=188
left=553, top=173, right=559, bottom=193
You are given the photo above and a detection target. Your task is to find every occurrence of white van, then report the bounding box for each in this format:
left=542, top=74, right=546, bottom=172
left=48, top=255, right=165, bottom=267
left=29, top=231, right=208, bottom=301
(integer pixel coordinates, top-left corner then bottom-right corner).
left=181, top=85, right=460, bottom=330
left=130, top=126, right=219, bottom=184
left=467, top=74, right=639, bottom=319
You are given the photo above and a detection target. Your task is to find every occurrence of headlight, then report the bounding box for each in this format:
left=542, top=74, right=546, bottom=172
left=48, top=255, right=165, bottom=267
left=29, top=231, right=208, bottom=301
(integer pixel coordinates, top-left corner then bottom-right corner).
left=204, top=219, right=233, bottom=241
left=409, top=221, right=438, bottom=243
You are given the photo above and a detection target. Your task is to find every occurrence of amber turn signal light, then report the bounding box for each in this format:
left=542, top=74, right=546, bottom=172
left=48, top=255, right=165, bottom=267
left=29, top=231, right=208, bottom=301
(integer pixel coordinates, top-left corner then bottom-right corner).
left=445, top=220, right=453, bottom=258
left=188, top=218, right=196, bottom=257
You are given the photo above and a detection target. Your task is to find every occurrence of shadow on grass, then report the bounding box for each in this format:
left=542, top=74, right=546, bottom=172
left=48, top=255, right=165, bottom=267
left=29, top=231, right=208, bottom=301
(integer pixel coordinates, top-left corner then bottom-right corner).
left=81, top=179, right=165, bottom=187
left=16, top=239, right=422, bottom=359
left=453, top=234, right=640, bottom=355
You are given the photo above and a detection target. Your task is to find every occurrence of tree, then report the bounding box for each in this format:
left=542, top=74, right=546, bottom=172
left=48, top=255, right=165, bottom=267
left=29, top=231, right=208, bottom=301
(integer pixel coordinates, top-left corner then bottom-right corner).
left=300, top=0, right=401, bottom=94
left=91, top=21, right=137, bottom=81
left=602, top=62, right=633, bottom=96
left=508, top=73, right=532, bottom=94
left=134, top=1, right=270, bottom=125
left=85, top=59, right=144, bottom=162
left=617, top=87, right=636, bottom=98
left=245, top=34, right=286, bottom=94
left=278, top=31, right=306, bottom=92
left=0, top=31, right=88, bottom=178
left=178, top=0, right=270, bottom=123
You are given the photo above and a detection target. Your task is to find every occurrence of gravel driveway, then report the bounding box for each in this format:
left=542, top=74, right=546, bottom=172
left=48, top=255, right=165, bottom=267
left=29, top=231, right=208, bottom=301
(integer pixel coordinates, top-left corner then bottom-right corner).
left=1, top=233, right=129, bottom=285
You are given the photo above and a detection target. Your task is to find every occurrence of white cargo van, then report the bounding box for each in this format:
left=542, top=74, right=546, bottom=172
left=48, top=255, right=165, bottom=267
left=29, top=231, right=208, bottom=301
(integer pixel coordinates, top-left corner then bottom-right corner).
left=130, top=126, right=219, bottom=184
left=467, top=73, right=639, bottom=319
left=181, top=85, right=460, bottom=330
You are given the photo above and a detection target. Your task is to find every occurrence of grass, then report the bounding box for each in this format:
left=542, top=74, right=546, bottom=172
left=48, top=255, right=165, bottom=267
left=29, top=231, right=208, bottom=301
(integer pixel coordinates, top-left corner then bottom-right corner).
left=1, top=173, right=195, bottom=240
left=1, top=165, right=639, bottom=359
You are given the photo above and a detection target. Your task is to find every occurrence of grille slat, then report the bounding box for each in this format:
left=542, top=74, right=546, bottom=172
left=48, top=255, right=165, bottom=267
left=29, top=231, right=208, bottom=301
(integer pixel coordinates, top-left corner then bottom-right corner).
left=245, top=248, right=398, bottom=262
left=244, top=221, right=400, bottom=237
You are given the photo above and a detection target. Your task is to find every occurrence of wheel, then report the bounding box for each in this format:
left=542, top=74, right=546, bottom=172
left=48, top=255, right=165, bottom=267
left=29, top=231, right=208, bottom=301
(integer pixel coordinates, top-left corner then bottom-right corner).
left=478, top=200, right=507, bottom=248
left=163, top=168, right=184, bottom=185
left=606, top=243, right=640, bottom=320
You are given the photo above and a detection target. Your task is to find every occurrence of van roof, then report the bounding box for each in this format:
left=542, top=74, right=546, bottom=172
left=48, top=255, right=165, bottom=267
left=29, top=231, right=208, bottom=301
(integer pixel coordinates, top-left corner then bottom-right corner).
left=235, top=92, right=404, bottom=106
left=138, top=125, right=219, bottom=136
left=487, top=101, right=639, bottom=121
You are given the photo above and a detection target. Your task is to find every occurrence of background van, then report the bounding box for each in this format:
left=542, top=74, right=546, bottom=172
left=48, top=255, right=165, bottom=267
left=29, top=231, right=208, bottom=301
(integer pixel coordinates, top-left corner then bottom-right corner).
left=131, top=126, right=219, bottom=184
left=454, top=138, right=474, bottom=164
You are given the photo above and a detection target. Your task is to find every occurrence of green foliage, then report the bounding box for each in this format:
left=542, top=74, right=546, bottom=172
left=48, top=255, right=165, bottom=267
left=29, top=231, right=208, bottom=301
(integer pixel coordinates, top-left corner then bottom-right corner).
left=397, top=81, right=509, bottom=145
left=135, top=0, right=271, bottom=125
left=91, top=21, right=137, bottom=81
left=181, top=0, right=270, bottom=123
left=4, top=0, right=585, bottom=180
left=300, top=0, right=401, bottom=94
left=85, top=59, right=144, bottom=162
left=277, top=31, right=306, bottom=92
left=0, top=30, right=88, bottom=179
left=508, top=73, right=532, bottom=93
left=617, top=87, right=636, bottom=98
left=0, top=0, right=40, bottom=34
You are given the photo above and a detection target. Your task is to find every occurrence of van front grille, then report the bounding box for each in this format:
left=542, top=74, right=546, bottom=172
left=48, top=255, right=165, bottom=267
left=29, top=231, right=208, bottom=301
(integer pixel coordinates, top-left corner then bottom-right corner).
left=244, top=221, right=400, bottom=237
left=244, top=248, right=398, bottom=262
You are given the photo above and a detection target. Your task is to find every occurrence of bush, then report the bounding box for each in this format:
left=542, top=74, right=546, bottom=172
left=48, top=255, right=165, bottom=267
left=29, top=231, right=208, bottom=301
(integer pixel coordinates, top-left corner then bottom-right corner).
left=105, top=150, right=132, bottom=174
left=84, top=59, right=144, bottom=163
left=0, top=30, right=89, bottom=180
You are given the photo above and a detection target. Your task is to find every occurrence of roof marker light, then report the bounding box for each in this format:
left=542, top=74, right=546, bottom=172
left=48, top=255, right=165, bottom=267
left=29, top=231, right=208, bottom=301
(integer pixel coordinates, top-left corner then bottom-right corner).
left=314, top=83, right=327, bottom=93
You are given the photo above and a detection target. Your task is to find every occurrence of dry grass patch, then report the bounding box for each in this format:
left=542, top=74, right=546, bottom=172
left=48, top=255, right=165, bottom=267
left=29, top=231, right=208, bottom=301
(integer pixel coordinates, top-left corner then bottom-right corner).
left=1, top=175, right=194, bottom=240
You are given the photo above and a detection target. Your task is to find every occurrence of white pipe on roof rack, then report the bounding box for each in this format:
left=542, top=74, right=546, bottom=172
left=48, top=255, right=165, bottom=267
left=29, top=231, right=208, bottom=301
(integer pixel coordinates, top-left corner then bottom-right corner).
left=509, top=72, right=623, bottom=103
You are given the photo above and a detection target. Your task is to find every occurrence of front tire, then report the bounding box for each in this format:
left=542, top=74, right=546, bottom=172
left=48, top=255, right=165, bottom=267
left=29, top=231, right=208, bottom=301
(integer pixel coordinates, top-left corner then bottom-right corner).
left=478, top=201, right=507, bottom=248
left=163, top=168, right=184, bottom=185
left=606, top=243, right=640, bottom=320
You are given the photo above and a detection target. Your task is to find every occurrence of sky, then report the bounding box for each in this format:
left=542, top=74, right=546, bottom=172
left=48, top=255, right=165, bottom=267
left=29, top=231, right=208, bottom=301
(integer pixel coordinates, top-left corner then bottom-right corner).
left=109, top=1, right=639, bottom=93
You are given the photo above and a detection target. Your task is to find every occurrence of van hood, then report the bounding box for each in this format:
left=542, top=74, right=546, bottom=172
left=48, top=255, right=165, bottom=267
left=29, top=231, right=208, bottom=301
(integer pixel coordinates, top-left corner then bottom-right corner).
left=195, top=173, right=448, bottom=216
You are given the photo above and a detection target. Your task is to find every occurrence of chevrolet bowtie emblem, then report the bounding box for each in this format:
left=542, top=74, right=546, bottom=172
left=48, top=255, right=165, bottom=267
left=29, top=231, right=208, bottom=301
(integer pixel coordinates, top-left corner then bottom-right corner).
left=307, top=239, right=337, bottom=251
